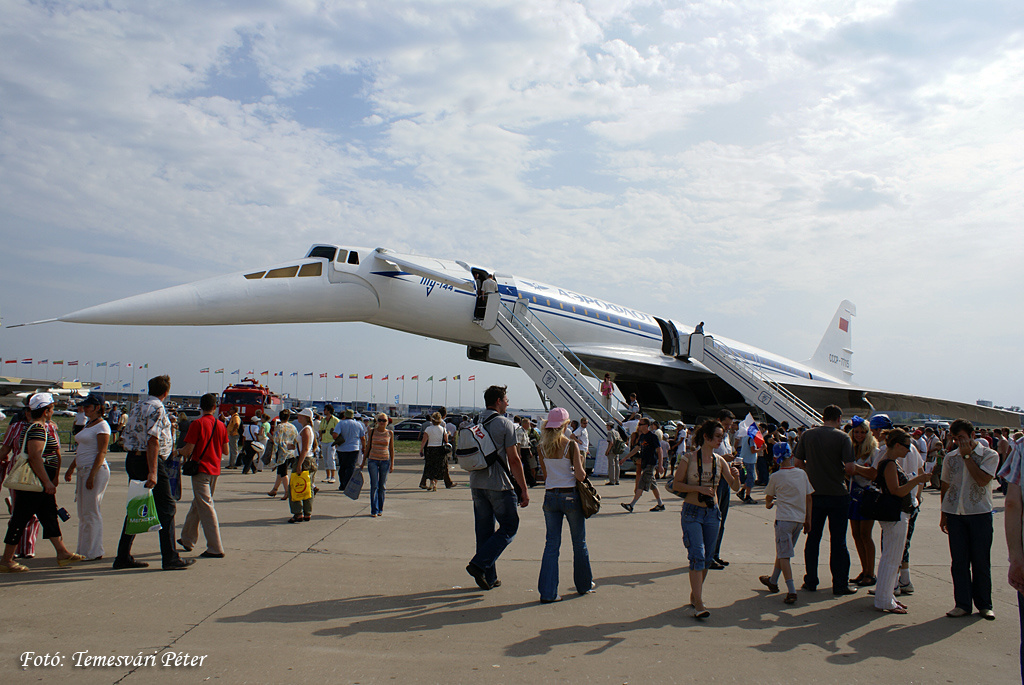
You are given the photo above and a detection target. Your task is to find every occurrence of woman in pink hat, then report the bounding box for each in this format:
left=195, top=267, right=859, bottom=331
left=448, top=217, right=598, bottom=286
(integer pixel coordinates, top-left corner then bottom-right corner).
left=537, top=407, right=594, bottom=603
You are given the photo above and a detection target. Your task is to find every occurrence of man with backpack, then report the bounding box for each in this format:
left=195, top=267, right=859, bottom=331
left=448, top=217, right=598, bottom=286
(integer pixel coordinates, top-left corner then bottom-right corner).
left=464, top=385, right=530, bottom=591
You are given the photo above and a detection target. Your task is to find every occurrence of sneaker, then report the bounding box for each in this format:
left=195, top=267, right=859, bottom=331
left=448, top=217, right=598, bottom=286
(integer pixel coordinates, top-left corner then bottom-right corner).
left=897, top=580, right=914, bottom=595
left=945, top=606, right=970, bottom=618
left=979, top=609, right=995, bottom=620
left=162, top=558, right=195, bottom=571
left=620, top=503, right=634, bottom=513
left=759, top=575, right=779, bottom=593
left=112, top=557, right=149, bottom=570
left=650, top=503, right=666, bottom=512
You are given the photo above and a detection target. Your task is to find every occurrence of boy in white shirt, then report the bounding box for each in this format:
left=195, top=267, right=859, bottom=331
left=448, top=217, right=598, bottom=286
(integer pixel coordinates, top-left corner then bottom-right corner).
left=760, top=443, right=814, bottom=604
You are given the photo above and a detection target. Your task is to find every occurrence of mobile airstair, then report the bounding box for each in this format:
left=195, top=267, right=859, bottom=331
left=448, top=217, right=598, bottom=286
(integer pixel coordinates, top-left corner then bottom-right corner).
left=683, top=331, right=822, bottom=428
left=478, top=294, right=623, bottom=441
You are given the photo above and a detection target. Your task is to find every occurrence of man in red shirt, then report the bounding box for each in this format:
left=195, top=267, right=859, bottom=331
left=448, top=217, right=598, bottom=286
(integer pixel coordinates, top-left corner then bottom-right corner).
left=177, top=393, right=228, bottom=558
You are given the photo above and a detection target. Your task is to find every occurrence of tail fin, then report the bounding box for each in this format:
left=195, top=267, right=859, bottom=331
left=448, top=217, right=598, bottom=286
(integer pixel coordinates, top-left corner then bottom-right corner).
left=805, top=300, right=856, bottom=380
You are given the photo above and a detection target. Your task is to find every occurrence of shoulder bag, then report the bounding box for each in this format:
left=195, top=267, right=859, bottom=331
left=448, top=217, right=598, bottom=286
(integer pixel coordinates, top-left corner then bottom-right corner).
left=182, top=417, right=217, bottom=477
left=576, top=476, right=601, bottom=518
left=3, top=425, right=45, bottom=492
left=858, top=459, right=907, bottom=521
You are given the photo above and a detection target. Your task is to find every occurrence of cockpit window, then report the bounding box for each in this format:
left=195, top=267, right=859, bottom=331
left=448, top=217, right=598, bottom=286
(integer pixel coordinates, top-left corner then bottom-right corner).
left=265, top=266, right=299, bottom=278
left=298, top=262, right=322, bottom=277
left=244, top=271, right=265, bottom=280
left=335, top=249, right=349, bottom=263
left=306, top=246, right=337, bottom=260
left=347, top=251, right=360, bottom=265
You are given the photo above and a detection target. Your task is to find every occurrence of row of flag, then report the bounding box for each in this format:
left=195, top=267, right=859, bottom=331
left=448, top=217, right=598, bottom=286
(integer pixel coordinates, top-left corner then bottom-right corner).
left=204, top=370, right=476, bottom=381
left=3, top=359, right=147, bottom=369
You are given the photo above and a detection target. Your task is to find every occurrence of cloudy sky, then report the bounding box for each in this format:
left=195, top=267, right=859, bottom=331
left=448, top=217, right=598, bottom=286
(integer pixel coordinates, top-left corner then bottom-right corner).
left=1, top=0, right=1021, bottom=410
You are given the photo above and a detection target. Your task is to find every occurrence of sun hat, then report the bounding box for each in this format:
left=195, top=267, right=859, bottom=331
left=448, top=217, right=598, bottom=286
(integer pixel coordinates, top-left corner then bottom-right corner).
left=29, top=393, right=54, bottom=410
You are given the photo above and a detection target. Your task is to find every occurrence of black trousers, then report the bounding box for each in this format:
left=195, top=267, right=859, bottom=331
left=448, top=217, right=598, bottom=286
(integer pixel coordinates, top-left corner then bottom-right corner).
left=115, top=452, right=179, bottom=565
left=337, top=450, right=360, bottom=490
left=4, top=466, right=62, bottom=545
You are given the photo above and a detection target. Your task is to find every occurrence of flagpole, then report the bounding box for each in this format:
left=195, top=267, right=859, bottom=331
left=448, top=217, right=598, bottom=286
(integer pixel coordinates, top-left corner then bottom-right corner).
left=295, top=373, right=299, bottom=399
left=430, top=379, right=433, bottom=406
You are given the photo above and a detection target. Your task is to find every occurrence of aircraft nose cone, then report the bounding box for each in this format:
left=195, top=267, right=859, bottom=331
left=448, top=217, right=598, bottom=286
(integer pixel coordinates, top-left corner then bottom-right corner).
left=58, top=269, right=379, bottom=326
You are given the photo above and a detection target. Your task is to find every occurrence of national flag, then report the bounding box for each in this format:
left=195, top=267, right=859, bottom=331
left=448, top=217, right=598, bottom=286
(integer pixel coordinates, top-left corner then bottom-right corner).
left=397, top=375, right=404, bottom=380
left=53, top=360, right=64, bottom=366
left=274, top=371, right=282, bottom=376
left=126, top=363, right=132, bottom=368
left=68, top=360, right=79, bottom=366
left=260, top=371, right=269, bottom=376
left=737, top=413, right=765, bottom=451
left=364, top=374, right=373, bottom=380
left=230, top=370, right=239, bottom=375
left=39, top=359, right=48, bottom=364
left=290, top=372, right=298, bottom=377
left=334, top=375, right=343, bottom=379
left=411, top=375, right=419, bottom=380
left=426, top=376, right=433, bottom=381
left=200, top=368, right=210, bottom=374
left=319, top=373, right=327, bottom=378
left=452, top=375, right=460, bottom=380
left=4, top=359, right=15, bottom=364
left=839, top=317, right=849, bottom=332
left=468, top=375, right=475, bottom=381
left=142, top=363, right=148, bottom=369
left=110, top=362, right=119, bottom=367
left=381, top=375, right=388, bottom=381
left=349, top=373, right=358, bottom=379
left=439, top=377, right=446, bottom=382
left=96, top=362, right=107, bottom=367
left=304, top=372, right=313, bottom=377
left=122, top=382, right=130, bottom=388
left=21, top=358, right=32, bottom=364
left=215, top=369, right=224, bottom=374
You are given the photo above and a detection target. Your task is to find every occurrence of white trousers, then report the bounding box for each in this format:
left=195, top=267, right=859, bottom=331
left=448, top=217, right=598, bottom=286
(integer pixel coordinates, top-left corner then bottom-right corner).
left=875, top=512, right=909, bottom=610
left=75, top=464, right=110, bottom=559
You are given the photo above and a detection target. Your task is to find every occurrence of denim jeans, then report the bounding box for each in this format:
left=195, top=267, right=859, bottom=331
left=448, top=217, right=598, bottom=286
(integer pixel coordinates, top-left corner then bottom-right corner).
left=538, top=489, right=593, bottom=601
left=681, top=503, right=720, bottom=571
left=803, top=493, right=851, bottom=592
left=743, top=462, right=756, bottom=490
left=947, top=512, right=993, bottom=612
left=470, top=488, right=520, bottom=586
left=367, top=459, right=390, bottom=515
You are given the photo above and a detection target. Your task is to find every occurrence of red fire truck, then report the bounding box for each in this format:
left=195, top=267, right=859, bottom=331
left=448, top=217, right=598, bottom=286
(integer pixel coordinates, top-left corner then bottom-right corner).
left=219, top=378, right=284, bottom=421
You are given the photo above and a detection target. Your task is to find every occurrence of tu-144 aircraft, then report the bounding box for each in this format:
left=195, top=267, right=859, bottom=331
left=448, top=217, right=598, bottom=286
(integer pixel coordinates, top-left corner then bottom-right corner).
left=16, top=244, right=1020, bottom=428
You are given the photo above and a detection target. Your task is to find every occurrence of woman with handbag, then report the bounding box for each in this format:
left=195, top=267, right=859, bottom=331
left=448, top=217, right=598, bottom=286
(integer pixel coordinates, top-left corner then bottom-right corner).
left=361, top=413, right=395, bottom=517
left=288, top=408, right=318, bottom=523
left=537, top=407, right=593, bottom=603
left=419, top=412, right=449, bottom=492
left=267, top=410, right=298, bottom=499
left=0, top=393, right=85, bottom=572
left=177, top=393, right=228, bottom=557
left=0, top=407, right=43, bottom=558
left=671, top=419, right=741, bottom=618
left=63, top=394, right=110, bottom=560
left=873, top=429, right=932, bottom=614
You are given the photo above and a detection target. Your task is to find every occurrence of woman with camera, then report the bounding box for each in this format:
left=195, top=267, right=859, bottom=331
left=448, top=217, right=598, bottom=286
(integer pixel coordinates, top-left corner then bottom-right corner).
left=671, top=419, right=740, bottom=618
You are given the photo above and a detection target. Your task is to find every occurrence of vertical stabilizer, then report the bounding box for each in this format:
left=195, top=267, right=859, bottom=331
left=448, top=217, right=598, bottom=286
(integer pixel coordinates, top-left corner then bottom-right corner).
left=805, top=300, right=856, bottom=380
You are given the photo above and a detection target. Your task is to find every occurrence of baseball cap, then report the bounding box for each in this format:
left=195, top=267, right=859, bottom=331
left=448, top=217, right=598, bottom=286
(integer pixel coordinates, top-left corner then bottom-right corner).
left=78, top=394, right=104, bottom=408
left=544, top=407, right=570, bottom=428
left=29, top=393, right=54, bottom=410
left=869, top=414, right=893, bottom=430
left=298, top=408, right=315, bottom=421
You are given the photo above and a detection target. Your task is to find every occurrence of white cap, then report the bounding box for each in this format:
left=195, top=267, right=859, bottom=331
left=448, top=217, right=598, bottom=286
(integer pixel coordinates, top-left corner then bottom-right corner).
left=298, top=408, right=315, bottom=421
left=29, top=393, right=55, bottom=410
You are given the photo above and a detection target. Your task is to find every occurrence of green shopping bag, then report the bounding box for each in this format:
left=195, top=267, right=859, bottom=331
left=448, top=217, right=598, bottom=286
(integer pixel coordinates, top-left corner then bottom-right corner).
left=125, top=479, right=162, bottom=534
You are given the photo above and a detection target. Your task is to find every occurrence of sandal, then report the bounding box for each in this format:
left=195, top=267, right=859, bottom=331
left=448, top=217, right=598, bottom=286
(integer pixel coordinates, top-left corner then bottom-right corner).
left=0, top=561, right=29, bottom=573
left=58, top=553, right=86, bottom=567
left=879, top=605, right=908, bottom=614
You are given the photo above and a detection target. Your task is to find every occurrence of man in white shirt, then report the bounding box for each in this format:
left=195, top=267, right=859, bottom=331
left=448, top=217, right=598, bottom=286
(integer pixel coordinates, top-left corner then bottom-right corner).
left=572, top=417, right=590, bottom=461
left=940, top=419, right=999, bottom=619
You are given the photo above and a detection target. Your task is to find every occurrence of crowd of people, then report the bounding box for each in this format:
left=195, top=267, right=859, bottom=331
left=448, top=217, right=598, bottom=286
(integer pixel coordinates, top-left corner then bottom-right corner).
left=1, top=377, right=1021, bottom=671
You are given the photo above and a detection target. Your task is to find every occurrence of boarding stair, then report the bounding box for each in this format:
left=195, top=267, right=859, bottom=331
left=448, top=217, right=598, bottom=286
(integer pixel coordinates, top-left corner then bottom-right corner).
left=684, top=331, right=822, bottom=428
left=478, top=293, right=624, bottom=441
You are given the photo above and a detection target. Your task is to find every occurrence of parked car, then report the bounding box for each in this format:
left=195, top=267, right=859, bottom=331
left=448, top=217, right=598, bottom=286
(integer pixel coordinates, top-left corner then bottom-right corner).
left=392, top=419, right=427, bottom=441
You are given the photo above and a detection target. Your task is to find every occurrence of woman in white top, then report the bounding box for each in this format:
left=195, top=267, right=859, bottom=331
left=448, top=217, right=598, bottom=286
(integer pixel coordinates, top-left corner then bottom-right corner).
left=64, top=394, right=110, bottom=560
left=537, top=407, right=593, bottom=603
left=419, top=412, right=448, bottom=492
left=847, top=416, right=880, bottom=587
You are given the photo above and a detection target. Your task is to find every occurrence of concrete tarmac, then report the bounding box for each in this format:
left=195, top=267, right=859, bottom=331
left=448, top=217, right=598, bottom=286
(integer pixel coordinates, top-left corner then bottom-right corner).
left=1, top=450, right=1018, bottom=684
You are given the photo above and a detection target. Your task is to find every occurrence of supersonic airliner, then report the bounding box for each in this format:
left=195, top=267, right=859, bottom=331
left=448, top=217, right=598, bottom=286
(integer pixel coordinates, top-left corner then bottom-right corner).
left=21, top=243, right=1020, bottom=425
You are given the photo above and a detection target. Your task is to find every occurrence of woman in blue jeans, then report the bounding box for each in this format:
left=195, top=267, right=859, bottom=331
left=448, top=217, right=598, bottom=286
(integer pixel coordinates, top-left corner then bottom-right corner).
left=671, top=419, right=740, bottom=618
left=537, top=407, right=593, bottom=603
left=361, top=414, right=395, bottom=517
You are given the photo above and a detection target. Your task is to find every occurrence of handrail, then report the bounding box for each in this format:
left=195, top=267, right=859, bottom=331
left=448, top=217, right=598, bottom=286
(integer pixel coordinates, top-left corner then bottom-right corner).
left=499, top=301, right=619, bottom=423
left=707, top=337, right=822, bottom=423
